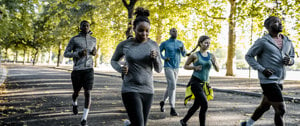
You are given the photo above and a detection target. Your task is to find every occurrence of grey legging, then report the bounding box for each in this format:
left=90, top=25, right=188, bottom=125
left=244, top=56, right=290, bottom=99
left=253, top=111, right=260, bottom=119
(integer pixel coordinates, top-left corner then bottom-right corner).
left=122, top=92, right=153, bottom=126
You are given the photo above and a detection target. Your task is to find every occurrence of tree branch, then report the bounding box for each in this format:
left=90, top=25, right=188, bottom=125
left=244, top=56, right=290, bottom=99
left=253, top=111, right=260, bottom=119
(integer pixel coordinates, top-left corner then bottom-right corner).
left=122, top=0, right=129, bottom=9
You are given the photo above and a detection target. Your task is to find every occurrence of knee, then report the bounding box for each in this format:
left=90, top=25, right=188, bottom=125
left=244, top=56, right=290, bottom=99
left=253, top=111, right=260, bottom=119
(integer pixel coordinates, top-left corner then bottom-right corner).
left=275, top=106, right=286, bottom=116
left=201, top=102, right=208, bottom=111
left=259, top=105, right=271, bottom=112
left=84, top=90, right=91, bottom=96
left=73, top=91, right=79, bottom=96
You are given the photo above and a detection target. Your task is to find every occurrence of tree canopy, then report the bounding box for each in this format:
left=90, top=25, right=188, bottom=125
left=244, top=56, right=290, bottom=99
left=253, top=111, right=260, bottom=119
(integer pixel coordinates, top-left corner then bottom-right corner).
left=1, top=0, right=299, bottom=75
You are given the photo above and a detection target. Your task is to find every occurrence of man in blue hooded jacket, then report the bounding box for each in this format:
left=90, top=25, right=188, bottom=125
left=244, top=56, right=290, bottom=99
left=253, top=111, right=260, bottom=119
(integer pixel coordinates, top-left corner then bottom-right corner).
left=242, top=16, right=295, bottom=126
left=159, top=28, right=186, bottom=116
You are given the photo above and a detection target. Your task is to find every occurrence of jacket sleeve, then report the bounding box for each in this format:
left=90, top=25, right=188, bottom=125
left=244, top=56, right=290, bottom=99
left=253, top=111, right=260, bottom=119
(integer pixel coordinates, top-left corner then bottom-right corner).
left=245, top=39, right=265, bottom=72
left=159, top=42, right=166, bottom=60
left=153, top=43, right=163, bottom=73
left=181, top=42, right=187, bottom=57
left=110, top=42, right=124, bottom=73
left=64, top=38, right=79, bottom=58
left=287, top=42, right=295, bottom=66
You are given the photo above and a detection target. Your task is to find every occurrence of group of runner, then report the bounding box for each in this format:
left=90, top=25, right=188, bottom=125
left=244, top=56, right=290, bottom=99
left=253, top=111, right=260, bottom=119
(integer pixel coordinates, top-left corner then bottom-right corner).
left=64, top=7, right=295, bottom=126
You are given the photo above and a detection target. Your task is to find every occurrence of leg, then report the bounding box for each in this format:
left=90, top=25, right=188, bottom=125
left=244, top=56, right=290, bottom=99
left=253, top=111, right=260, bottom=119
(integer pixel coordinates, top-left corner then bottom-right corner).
left=165, top=68, right=176, bottom=108
left=71, top=70, right=82, bottom=115
left=83, top=68, right=94, bottom=109
left=142, top=93, right=153, bottom=126
left=271, top=101, right=286, bottom=126
left=251, top=96, right=271, bottom=121
left=84, top=89, right=91, bottom=108
left=81, top=69, right=94, bottom=124
left=122, top=92, right=144, bottom=126
left=198, top=91, right=208, bottom=126
left=182, top=82, right=205, bottom=123
left=71, top=70, right=82, bottom=104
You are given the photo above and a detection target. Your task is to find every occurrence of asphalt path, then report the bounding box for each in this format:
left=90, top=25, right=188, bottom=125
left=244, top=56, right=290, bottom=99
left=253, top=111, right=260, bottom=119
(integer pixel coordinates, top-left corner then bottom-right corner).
left=0, top=64, right=299, bottom=126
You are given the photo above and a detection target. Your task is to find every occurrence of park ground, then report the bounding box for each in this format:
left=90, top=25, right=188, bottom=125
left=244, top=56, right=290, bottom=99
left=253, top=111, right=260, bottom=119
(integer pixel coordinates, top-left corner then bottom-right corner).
left=0, top=63, right=299, bottom=126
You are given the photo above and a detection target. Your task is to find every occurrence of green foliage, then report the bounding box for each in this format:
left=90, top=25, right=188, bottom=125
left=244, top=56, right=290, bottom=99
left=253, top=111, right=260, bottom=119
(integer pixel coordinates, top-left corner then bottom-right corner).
left=0, top=0, right=300, bottom=65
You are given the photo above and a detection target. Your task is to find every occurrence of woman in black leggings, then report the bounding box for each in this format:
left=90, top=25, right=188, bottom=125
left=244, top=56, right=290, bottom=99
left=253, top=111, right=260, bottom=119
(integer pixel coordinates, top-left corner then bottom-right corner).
left=180, top=35, right=219, bottom=126
left=111, top=7, right=162, bottom=126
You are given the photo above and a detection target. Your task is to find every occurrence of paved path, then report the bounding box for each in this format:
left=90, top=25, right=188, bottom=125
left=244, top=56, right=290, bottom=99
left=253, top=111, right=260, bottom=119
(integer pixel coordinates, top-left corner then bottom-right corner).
left=0, top=64, right=300, bottom=126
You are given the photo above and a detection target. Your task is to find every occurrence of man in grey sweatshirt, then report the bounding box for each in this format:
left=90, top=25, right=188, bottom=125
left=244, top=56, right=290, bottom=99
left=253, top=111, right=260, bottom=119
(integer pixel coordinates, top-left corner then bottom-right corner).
left=64, top=20, right=96, bottom=126
left=242, top=16, right=295, bottom=126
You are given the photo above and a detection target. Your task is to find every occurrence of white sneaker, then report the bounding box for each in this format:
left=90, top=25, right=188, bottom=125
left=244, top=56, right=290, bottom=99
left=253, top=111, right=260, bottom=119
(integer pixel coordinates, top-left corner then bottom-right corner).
left=124, top=119, right=131, bottom=126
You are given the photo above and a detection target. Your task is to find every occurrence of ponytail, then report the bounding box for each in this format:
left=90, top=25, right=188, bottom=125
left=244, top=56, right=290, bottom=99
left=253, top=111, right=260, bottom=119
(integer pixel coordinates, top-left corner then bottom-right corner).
left=187, top=35, right=210, bottom=56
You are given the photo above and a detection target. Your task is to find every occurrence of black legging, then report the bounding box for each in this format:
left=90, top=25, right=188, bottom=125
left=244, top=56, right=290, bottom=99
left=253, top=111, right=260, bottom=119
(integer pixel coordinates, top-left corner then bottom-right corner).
left=122, top=92, right=153, bottom=126
left=182, top=76, right=208, bottom=126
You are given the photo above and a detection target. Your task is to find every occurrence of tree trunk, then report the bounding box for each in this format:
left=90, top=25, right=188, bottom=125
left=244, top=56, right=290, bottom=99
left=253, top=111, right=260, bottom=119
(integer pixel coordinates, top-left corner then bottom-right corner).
left=226, top=0, right=236, bottom=76
left=57, top=41, right=62, bottom=67
left=122, top=0, right=138, bottom=39
left=94, top=41, right=101, bottom=67
left=5, top=47, right=8, bottom=62
left=156, top=16, right=163, bottom=44
left=23, top=48, right=26, bottom=64
left=15, top=50, right=18, bottom=63
left=33, top=48, right=39, bottom=66
left=48, top=46, right=52, bottom=64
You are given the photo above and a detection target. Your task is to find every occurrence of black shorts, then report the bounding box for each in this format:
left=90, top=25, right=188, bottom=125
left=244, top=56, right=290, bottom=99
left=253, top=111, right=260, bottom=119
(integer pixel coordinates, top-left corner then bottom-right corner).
left=71, top=68, right=94, bottom=91
left=261, top=83, right=283, bottom=102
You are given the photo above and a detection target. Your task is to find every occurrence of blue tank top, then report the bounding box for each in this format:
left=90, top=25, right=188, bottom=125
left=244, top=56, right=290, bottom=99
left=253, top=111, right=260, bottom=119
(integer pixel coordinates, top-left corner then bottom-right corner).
left=192, top=51, right=212, bottom=81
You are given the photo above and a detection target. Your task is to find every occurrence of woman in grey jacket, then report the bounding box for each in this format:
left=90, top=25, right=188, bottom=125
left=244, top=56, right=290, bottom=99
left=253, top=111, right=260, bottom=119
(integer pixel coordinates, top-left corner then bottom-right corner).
left=111, top=7, right=162, bottom=126
left=242, top=16, right=295, bottom=126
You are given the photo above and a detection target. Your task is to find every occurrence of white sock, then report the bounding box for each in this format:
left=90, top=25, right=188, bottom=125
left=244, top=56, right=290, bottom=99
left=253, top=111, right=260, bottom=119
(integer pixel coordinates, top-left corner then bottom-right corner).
left=82, top=108, right=89, bottom=121
left=246, top=118, right=255, bottom=126
left=72, top=100, right=77, bottom=106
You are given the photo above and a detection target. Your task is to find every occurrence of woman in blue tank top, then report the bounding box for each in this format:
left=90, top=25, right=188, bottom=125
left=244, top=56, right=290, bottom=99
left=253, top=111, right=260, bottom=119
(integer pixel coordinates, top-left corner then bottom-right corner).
left=180, top=35, right=219, bottom=126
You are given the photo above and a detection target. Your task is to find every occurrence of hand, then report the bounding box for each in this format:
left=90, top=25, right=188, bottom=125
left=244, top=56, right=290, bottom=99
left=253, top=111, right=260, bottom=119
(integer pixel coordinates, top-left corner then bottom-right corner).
left=122, top=65, right=128, bottom=75
left=194, top=65, right=202, bottom=71
left=283, top=54, right=291, bottom=65
left=78, top=49, right=87, bottom=57
left=262, top=68, right=274, bottom=78
left=179, top=46, right=184, bottom=51
left=150, top=50, right=158, bottom=59
left=91, top=47, right=97, bottom=56
left=165, top=57, right=170, bottom=62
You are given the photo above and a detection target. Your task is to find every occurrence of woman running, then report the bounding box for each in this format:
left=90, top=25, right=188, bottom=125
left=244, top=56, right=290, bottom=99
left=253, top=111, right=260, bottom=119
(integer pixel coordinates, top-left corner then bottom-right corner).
left=110, top=7, right=162, bottom=126
left=180, top=35, right=219, bottom=126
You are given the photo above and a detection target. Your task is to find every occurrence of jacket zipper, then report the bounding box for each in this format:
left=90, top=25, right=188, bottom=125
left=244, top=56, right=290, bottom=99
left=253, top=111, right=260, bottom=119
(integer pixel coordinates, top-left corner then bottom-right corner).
left=85, top=35, right=87, bottom=67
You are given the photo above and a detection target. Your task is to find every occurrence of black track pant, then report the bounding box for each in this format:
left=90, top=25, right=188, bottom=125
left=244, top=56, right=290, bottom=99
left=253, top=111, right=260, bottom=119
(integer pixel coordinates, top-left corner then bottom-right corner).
left=182, top=76, right=208, bottom=126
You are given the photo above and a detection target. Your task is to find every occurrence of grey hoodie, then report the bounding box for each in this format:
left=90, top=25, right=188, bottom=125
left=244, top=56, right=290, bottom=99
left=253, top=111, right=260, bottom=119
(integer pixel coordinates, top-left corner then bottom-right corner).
left=245, top=34, right=295, bottom=84
left=64, top=32, right=96, bottom=70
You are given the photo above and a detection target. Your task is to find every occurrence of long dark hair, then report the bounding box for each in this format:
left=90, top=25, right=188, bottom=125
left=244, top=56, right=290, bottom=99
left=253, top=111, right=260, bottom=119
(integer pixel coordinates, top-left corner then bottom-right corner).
left=187, top=35, right=210, bottom=56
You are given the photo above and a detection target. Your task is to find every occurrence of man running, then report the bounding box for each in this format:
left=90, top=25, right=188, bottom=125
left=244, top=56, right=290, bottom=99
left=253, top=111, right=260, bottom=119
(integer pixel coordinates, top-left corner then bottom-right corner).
left=159, top=28, right=186, bottom=116
left=242, top=16, right=295, bottom=126
left=64, top=20, right=97, bottom=126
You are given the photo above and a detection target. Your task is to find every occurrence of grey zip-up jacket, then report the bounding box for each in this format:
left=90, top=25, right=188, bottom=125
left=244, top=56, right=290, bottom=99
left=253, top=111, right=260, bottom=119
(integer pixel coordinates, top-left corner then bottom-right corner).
left=245, top=34, right=295, bottom=84
left=111, top=38, right=162, bottom=94
left=64, top=32, right=96, bottom=71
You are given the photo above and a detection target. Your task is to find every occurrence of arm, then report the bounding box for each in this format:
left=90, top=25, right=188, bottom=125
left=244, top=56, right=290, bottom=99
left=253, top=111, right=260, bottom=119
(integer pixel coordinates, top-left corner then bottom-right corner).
left=210, top=53, right=219, bottom=72
left=180, top=43, right=187, bottom=57
left=90, top=46, right=97, bottom=56
left=64, top=38, right=79, bottom=58
left=159, top=43, right=166, bottom=60
left=152, top=44, right=163, bottom=73
left=184, top=53, right=200, bottom=70
left=286, top=43, right=295, bottom=66
left=245, top=39, right=265, bottom=72
left=110, top=43, right=124, bottom=73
